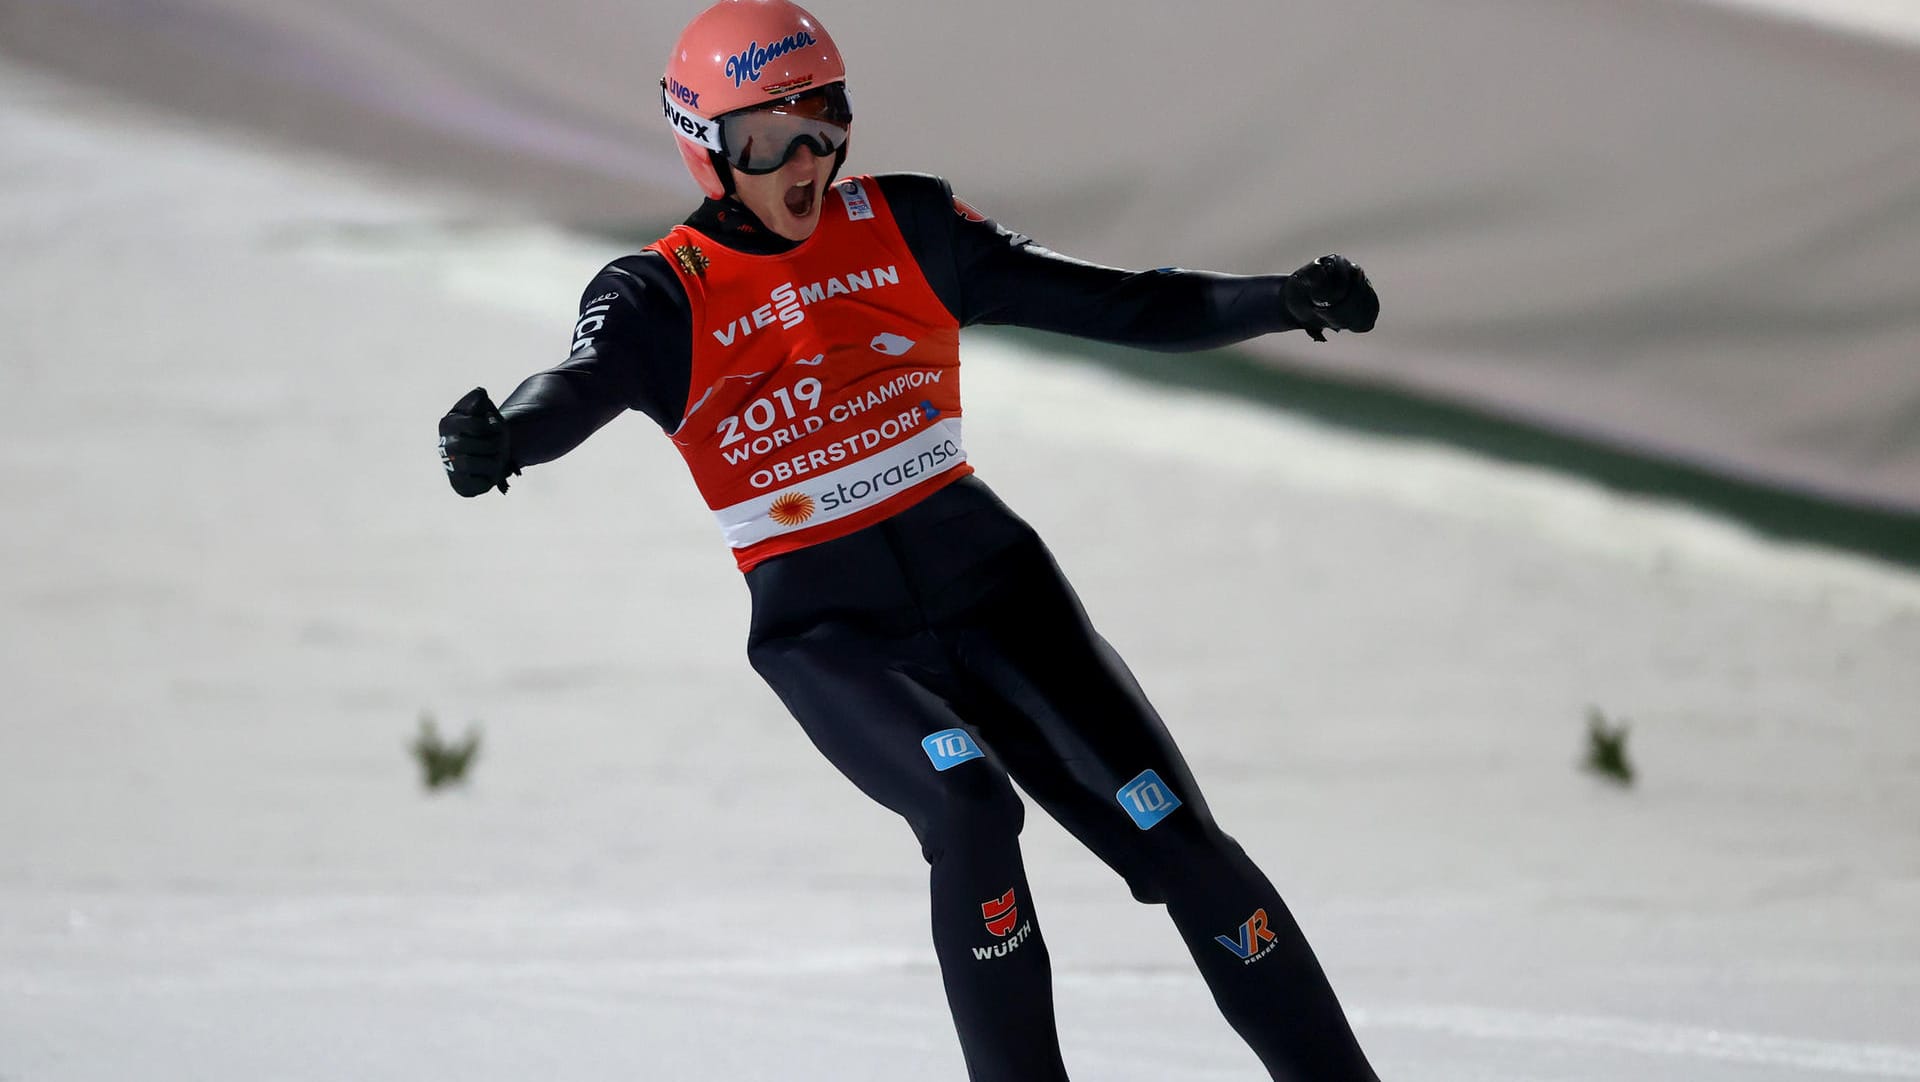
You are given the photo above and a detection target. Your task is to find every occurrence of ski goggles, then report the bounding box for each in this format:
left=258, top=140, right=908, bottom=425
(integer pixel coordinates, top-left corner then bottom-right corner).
left=665, top=83, right=852, bottom=175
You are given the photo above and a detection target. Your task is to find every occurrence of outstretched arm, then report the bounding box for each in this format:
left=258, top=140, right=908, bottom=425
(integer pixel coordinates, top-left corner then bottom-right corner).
left=878, top=173, right=1376, bottom=351
left=439, top=254, right=693, bottom=496
left=500, top=253, right=694, bottom=465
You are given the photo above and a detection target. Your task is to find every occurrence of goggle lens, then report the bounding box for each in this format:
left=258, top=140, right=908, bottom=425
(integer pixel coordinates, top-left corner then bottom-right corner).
left=719, top=85, right=852, bottom=175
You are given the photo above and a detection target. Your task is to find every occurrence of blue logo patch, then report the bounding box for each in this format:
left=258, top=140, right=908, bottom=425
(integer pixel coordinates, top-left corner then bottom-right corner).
left=1117, top=769, right=1182, bottom=830
left=922, top=728, right=984, bottom=771
left=920, top=399, right=941, bottom=420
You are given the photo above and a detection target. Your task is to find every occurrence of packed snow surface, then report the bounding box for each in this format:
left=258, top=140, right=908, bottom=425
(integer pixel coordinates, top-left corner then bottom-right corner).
left=1695, top=0, right=1920, bottom=44
left=3, top=65, right=1918, bottom=1081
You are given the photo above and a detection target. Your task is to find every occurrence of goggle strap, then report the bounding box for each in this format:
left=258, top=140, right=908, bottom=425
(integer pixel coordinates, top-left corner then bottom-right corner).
left=662, top=85, right=723, bottom=152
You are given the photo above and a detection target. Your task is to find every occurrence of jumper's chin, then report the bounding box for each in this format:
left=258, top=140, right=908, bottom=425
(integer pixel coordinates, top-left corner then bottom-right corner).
left=735, top=153, right=837, bottom=243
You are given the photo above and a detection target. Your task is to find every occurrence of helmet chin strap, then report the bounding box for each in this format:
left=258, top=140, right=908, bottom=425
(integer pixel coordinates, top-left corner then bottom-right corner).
left=711, top=149, right=737, bottom=198
left=827, top=140, right=849, bottom=186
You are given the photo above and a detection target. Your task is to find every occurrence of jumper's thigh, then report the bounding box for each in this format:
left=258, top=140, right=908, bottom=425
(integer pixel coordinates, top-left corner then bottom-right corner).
left=748, top=622, right=1025, bottom=860
left=943, top=541, right=1233, bottom=897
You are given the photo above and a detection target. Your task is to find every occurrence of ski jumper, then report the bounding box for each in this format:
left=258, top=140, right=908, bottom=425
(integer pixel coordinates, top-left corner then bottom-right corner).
left=647, top=177, right=968, bottom=570
left=498, top=174, right=1380, bottom=1082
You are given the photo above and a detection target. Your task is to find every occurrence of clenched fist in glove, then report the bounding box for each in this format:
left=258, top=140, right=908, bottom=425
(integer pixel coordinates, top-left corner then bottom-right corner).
left=438, top=387, right=520, bottom=497
left=1284, top=255, right=1379, bottom=342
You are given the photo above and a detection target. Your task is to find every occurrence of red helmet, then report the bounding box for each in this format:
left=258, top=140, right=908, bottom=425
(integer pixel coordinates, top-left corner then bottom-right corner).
left=663, top=0, right=850, bottom=199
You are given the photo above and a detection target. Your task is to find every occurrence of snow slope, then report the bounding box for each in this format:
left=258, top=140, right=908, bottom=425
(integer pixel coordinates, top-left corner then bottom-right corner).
left=3, top=63, right=1919, bottom=1081
left=1695, top=0, right=1920, bottom=44
left=9, top=0, right=1920, bottom=515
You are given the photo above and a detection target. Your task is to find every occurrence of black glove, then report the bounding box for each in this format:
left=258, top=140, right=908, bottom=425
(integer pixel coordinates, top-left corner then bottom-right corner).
left=438, top=387, right=520, bottom=497
left=1283, top=254, right=1379, bottom=342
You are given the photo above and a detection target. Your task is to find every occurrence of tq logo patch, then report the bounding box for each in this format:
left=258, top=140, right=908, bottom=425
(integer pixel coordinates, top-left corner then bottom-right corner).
left=1116, top=768, right=1182, bottom=830
left=921, top=728, right=984, bottom=772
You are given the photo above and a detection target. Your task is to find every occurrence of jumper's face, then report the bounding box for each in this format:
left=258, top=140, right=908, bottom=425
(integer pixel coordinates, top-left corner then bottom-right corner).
left=730, top=143, right=838, bottom=242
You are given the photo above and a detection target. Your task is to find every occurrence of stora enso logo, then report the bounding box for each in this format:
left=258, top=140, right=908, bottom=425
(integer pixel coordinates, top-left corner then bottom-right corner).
left=725, top=31, right=818, bottom=88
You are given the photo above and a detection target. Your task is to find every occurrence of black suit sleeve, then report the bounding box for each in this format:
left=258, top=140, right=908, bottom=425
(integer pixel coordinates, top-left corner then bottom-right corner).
left=876, top=173, right=1301, bottom=352
left=498, top=252, right=694, bottom=464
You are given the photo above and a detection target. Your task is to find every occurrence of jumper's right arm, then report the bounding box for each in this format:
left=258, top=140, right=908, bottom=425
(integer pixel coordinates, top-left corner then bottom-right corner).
left=502, top=254, right=695, bottom=462
left=440, top=254, right=693, bottom=497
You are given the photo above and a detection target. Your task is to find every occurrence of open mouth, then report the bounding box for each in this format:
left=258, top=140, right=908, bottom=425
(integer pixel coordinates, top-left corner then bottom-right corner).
left=783, top=179, right=817, bottom=219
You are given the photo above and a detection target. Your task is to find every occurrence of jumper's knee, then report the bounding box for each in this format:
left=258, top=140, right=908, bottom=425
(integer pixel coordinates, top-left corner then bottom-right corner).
left=1118, top=816, right=1249, bottom=905
left=909, top=775, right=1026, bottom=866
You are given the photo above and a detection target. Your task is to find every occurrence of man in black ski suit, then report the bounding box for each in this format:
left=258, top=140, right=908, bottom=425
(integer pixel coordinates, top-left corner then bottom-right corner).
left=440, top=2, right=1383, bottom=1079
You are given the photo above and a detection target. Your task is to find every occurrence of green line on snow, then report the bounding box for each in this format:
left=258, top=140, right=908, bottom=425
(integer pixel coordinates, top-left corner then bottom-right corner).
left=987, top=327, right=1920, bottom=572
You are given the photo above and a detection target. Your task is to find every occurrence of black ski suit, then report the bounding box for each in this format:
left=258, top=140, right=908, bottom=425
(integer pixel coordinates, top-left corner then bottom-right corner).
left=492, top=174, right=1380, bottom=1082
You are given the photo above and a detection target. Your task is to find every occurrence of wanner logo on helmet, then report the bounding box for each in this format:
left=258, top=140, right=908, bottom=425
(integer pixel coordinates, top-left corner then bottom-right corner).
left=725, top=32, right=819, bottom=88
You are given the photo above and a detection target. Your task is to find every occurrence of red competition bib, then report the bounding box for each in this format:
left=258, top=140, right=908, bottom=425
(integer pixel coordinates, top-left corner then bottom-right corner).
left=646, top=176, right=970, bottom=572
